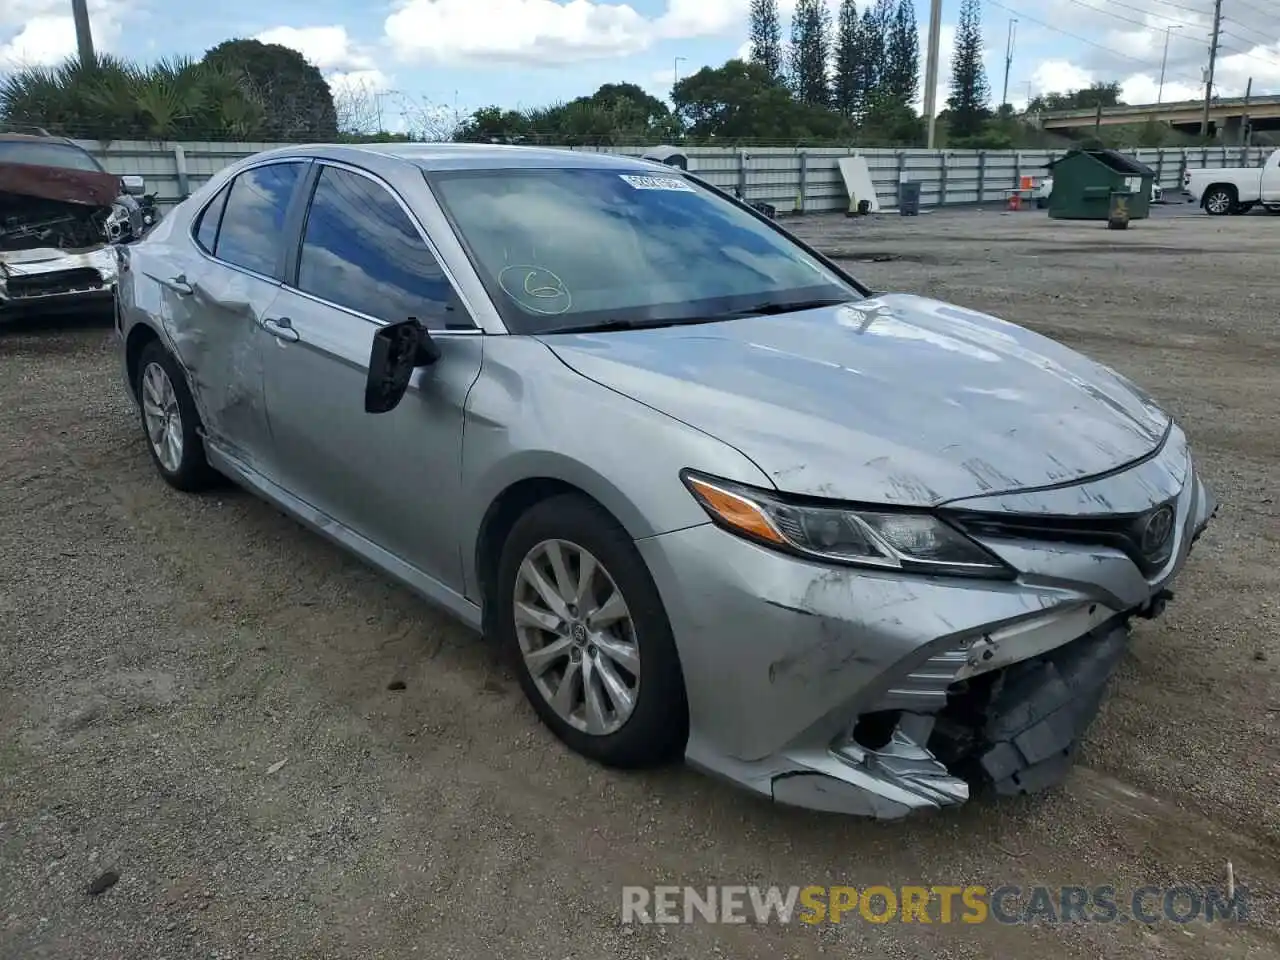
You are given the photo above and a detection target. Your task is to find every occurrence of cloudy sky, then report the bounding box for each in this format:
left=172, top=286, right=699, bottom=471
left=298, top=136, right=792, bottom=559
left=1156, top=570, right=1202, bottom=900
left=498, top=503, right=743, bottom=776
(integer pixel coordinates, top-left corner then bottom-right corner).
left=2, top=0, right=1278, bottom=125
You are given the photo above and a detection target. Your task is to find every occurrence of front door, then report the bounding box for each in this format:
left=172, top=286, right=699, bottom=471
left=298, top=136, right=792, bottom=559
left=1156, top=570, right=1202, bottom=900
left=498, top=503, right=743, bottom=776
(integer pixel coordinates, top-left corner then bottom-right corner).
left=259, top=163, right=483, bottom=591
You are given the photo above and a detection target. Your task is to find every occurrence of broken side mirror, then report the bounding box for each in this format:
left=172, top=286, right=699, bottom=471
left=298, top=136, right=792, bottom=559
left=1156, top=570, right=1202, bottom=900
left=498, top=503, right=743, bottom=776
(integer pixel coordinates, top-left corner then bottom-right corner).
left=121, top=174, right=146, bottom=196
left=364, top=318, right=441, bottom=414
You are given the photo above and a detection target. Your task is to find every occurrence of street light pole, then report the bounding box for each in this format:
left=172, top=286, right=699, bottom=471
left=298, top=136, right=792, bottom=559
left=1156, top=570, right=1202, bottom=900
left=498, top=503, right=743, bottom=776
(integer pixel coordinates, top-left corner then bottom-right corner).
left=673, top=57, right=687, bottom=89
left=1157, top=25, right=1181, bottom=105
left=1001, top=18, right=1018, bottom=109
left=923, top=0, right=943, bottom=148
left=71, top=0, right=95, bottom=66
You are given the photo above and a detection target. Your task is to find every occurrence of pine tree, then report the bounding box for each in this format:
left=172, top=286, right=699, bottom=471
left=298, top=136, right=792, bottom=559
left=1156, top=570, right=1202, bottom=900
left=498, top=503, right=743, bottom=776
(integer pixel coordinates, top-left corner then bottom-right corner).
left=833, top=0, right=861, bottom=118
left=789, top=0, right=832, bottom=106
left=886, top=0, right=919, bottom=105
left=855, top=2, right=889, bottom=112
left=748, top=0, right=784, bottom=83
left=947, top=0, right=991, bottom=139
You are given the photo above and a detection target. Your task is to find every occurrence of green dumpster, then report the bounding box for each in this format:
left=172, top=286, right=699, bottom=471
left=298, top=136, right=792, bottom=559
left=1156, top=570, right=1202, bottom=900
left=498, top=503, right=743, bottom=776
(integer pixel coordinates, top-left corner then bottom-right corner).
left=1045, top=149, right=1154, bottom=221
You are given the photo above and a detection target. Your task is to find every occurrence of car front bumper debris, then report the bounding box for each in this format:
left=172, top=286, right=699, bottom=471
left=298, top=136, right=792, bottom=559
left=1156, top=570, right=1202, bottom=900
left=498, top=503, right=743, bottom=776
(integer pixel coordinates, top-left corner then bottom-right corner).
left=638, top=426, right=1216, bottom=818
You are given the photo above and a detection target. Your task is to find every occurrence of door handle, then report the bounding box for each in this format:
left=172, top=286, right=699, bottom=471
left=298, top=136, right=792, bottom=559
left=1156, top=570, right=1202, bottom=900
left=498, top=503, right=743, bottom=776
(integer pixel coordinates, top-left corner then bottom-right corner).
left=161, top=275, right=193, bottom=296
left=261, top=316, right=299, bottom=343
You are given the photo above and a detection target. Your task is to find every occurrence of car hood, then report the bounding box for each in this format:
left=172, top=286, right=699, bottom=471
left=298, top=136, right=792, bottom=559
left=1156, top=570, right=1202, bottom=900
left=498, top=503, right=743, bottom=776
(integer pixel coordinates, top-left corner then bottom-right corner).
left=539, top=293, right=1170, bottom=505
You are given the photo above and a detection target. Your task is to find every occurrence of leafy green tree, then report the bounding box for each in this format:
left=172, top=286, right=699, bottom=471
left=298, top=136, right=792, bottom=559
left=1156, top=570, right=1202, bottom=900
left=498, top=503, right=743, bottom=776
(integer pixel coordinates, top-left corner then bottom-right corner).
left=1028, top=82, right=1123, bottom=112
left=672, top=59, right=849, bottom=141
left=885, top=0, right=919, bottom=105
left=850, top=4, right=887, bottom=121
left=203, top=38, right=337, bottom=140
left=946, top=0, right=991, bottom=140
left=833, top=0, right=861, bottom=118
left=789, top=0, right=832, bottom=107
left=748, top=0, right=785, bottom=82
left=455, top=82, right=678, bottom=146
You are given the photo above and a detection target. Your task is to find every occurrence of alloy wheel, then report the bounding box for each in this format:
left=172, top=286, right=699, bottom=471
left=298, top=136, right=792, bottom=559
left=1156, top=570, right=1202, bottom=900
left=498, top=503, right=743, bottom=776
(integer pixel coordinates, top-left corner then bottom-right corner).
left=513, top=538, right=641, bottom=736
left=141, top=361, right=184, bottom=473
left=1205, top=190, right=1232, bottom=215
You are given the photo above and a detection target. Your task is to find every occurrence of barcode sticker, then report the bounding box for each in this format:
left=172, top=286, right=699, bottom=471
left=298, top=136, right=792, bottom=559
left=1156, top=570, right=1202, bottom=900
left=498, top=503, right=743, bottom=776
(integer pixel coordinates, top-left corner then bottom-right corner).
left=620, top=174, right=695, bottom=192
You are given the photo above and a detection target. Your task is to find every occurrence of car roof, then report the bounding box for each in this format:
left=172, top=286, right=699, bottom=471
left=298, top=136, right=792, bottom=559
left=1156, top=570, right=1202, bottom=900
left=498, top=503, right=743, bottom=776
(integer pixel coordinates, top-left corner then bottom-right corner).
left=243, top=141, right=661, bottom=174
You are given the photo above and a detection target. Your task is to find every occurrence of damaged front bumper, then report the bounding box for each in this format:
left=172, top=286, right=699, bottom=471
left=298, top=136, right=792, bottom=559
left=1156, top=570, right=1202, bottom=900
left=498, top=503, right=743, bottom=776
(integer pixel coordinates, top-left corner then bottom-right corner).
left=638, top=428, right=1217, bottom=818
left=0, top=244, right=118, bottom=314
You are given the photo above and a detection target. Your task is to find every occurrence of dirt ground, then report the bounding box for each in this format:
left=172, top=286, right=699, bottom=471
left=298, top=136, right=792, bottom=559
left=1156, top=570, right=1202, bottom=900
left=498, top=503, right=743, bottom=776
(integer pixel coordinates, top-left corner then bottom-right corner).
left=2, top=207, right=1277, bottom=959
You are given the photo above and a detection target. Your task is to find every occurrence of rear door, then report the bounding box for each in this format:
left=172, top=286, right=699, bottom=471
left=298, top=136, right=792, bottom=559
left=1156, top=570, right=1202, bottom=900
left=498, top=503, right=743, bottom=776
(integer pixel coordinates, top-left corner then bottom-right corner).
left=150, top=160, right=309, bottom=473
left=260, top=161, right=483, bottom=591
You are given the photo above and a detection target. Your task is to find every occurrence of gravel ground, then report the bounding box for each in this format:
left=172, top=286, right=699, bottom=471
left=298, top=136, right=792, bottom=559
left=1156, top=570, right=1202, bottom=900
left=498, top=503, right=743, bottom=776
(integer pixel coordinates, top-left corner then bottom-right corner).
left=2, top=207, right=1278, bottom=959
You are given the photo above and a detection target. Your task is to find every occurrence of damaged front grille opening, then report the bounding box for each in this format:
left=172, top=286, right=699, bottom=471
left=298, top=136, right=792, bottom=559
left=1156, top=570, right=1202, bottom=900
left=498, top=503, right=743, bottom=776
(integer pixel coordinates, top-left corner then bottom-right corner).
left=0, top=148, right=144, bottom=259
left=839, top=619, right=1130, bottom=805
left=0, top=196, right=112, bottom=252
left=5, top=267, right=104, bottom=298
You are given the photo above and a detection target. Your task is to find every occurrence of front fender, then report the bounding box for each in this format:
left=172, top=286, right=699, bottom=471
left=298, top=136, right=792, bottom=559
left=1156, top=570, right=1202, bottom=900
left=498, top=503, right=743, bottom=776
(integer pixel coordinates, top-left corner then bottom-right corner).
left=459, top=336, right=774, bottom=596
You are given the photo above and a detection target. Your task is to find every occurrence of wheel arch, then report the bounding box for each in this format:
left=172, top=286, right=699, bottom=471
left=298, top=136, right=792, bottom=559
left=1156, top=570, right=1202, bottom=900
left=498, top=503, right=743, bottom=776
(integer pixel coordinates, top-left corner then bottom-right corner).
left=471, top=463, right=655, bottom=638
left=124, top=321, right=163, bottom=400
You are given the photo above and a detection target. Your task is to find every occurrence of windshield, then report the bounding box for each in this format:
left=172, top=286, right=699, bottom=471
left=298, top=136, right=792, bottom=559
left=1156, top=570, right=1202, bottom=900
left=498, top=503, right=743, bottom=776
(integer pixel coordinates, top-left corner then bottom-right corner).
left=0, top=140, right=105, bottom=173
left=427, top=167, right=860, bottom=334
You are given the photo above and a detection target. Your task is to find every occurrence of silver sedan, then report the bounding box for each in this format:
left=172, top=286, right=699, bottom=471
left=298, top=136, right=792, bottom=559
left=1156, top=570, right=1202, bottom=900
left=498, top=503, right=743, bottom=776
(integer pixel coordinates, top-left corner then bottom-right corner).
left=114, top=144, right=1216, bottom=818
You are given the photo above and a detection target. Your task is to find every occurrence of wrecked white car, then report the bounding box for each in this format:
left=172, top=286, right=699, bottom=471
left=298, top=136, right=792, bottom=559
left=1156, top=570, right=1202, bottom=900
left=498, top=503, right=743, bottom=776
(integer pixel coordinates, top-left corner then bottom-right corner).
left=0, top=133, right=147, bottom=317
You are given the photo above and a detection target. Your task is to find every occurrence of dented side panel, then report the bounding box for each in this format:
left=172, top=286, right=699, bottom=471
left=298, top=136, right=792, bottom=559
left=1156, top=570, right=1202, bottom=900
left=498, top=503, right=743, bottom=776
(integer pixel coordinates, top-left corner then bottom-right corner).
left=141, top=251, right=277, bottom=471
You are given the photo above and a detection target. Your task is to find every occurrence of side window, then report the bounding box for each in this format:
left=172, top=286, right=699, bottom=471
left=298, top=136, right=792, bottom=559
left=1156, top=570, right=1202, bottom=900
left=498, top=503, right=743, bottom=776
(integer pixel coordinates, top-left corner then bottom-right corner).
left=296, top=165, right=468, bottom=329
left=213, top=162, right=304, bottom=277
left=193, top=183, right=230, bottom=253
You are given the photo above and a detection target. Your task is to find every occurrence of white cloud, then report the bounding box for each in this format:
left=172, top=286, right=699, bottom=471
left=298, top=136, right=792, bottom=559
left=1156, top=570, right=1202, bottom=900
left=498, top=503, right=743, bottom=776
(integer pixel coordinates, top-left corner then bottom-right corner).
left=252, top=25, right=392, bottom=104
left=0, top=0, right=131, bottom=69
left=384, top=0, right=751, bottom=65
left=254, top=25, right=374, bottom=72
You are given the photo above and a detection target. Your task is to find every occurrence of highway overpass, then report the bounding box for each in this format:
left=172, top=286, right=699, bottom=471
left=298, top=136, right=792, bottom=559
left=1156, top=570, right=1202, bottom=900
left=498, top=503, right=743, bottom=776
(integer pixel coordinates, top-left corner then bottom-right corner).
left=1036, top=94, right=1280, bottom=139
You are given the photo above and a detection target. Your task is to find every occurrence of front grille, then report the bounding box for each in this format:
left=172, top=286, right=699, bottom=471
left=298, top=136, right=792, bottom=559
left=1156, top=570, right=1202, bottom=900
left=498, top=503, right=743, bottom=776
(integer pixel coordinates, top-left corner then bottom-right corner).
left=946, top=500, right=1178, bottom=576
left=6, top=268, right=104, bottom=299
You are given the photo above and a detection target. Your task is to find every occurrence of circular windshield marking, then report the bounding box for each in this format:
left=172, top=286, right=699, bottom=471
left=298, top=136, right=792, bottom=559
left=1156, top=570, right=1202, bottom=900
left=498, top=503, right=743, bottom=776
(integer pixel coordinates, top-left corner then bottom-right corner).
left=497, top=264, right=573, bottom=316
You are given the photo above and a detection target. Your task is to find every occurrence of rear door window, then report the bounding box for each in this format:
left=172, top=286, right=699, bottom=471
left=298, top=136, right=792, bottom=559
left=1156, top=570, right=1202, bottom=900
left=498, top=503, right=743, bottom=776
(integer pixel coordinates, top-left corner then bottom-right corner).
left=193, top=184, right=230, bottom=254
left=213, top=162, right=304, bottom=278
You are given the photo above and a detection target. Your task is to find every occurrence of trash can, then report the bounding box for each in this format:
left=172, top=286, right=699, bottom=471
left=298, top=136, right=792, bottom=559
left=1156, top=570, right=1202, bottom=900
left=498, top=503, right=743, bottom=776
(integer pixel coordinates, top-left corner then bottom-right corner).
left=898, top=180, right=922, bottom=216
left=1045, top=148, right=1154, bottom=221
left=1107, top=189, right=1133, bottom=230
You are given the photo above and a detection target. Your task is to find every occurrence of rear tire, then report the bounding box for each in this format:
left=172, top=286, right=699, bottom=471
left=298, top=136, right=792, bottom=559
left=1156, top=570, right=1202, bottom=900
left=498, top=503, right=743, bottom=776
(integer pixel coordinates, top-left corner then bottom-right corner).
left=495, top=494, right=688, bottom=768
left=1202, top=185, right=1236, bottom=216
left=135, top=340, right=220, bottom=492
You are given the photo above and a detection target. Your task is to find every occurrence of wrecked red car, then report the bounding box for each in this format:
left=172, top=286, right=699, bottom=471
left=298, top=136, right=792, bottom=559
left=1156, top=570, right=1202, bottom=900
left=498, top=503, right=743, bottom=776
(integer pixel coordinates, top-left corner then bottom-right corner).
left=0, top=133, right=147, bottom=316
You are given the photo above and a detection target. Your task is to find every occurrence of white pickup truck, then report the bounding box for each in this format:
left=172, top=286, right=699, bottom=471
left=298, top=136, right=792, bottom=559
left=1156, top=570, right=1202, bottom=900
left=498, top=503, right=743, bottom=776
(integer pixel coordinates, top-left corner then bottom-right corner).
left=1182, top=149, right=1280, bottom=215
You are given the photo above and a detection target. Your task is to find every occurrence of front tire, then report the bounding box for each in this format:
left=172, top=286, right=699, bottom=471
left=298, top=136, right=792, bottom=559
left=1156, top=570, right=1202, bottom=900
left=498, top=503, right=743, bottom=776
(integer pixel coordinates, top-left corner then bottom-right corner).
left=495, top=494, right=688, bottom=768
left=135, top=340, right=219, bottom=491
left=1203, top=186, right=1236, bottom=216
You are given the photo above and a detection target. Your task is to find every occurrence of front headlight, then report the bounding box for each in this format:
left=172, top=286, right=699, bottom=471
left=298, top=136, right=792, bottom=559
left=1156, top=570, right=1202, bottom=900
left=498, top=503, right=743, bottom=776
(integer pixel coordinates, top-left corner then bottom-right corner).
left=681, top=471, right=1015, bottom=579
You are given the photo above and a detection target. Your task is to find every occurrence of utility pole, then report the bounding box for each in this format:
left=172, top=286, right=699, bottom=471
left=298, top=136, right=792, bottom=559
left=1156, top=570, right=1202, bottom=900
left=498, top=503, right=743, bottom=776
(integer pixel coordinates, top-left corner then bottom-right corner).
left=673, top=56, right=687, bottom=89
left=71, top=0, right=95, bottom=66
left=1241, top=77, right=1252, bottom=146
left=1001, top=19, right=1018, bottom=109
left=1200, top=0, right=1223, bottom=137
left=1157, top=25, right=1181, bottom=105
left=923, top=0, right=943, bottom=148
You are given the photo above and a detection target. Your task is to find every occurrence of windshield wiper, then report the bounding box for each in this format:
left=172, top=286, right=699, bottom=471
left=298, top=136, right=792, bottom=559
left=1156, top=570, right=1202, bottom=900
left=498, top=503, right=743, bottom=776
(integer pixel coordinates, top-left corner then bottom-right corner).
left=540, top=316, right=729, bottom=335
left=710, top=296, right=855, bottom=319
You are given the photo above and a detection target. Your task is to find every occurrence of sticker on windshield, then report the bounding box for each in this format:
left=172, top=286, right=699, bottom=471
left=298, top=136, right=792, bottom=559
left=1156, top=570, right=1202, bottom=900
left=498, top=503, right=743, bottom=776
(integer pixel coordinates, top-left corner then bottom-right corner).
left=619, top=174, right=694, bottom=192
